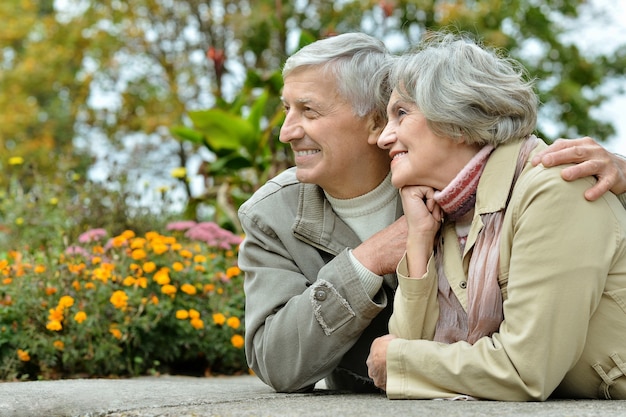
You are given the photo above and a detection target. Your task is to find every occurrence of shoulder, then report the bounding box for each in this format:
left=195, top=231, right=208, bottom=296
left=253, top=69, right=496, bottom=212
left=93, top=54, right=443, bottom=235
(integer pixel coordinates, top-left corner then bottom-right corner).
left=238, top=167, right=302, bottom=217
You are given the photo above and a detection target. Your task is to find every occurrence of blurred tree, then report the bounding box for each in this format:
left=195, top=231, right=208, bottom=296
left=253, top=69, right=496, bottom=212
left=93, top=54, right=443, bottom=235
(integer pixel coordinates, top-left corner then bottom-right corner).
left=1, top=0, right=624, bottom=227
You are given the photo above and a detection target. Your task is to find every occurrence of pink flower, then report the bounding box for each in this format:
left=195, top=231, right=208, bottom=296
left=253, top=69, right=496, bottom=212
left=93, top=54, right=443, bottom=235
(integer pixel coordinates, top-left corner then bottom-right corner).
left=166, top=221, right=197, bottom=231
left=78, top=228, right=108, bottom=243
left=65, top=245, right=90, bottom=257
left=184, top=222, right=243, bottom=249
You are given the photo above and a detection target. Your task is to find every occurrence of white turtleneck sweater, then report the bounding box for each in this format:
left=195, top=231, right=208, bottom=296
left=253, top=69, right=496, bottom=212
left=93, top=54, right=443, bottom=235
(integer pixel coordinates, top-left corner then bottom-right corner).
left=325, top=173, right=397, bottom=298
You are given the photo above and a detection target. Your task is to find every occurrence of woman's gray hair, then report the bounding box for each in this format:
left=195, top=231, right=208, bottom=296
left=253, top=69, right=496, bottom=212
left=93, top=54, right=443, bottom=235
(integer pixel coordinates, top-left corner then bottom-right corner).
left=391, top=32, right=538, bottom=146
left=283, top=32, right=394, bottom=124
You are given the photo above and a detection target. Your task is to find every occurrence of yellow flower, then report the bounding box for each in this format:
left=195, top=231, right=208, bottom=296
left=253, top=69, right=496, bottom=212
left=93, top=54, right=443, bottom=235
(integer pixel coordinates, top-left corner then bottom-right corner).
left=74, top=311, right=87, bottom=323
left=46, top=320, right=62, bottom=331
left=190, top=317, right=204, bottom=330
left=48, top=307, right=64, bottom=322
left=91, top=256, right=101, bottom=265
left=226, top=316, right=241, bottom=329
left=188, top=309, right=200, bottom=319
left=58, top=295, right=74, bottom=308
left=161, top=284, right=177, bottom=295
left=179, top=249, right=193, bottom=259
left=226, top=266, right=241, bottom=278
left=212, top=313, right=226, bottom=326
left=131, top=249, right=147, bottom=260
left=171, top=167, right=187, bottom=179
left=231, top=334, right=244, bottom=349
left=172, top=262, right=184, bottom=272
left=34, top=265, right=46, bottom=274
left=110, top=290, right=129, bottom=310
left=53, top=340, right=65, bottom=351
left=8, top=156, right=24, bottom=165
left=193, top=254, right=206, bottom=263
left=181, top=283, right=197, bottom=295
left=175, top=310, right=189, bottom=320
left=123, top=276, right=136, bottom=286
left=15, top=217, right=24, bottom=226
left=151, top=242, right=168, bottom=255
left=49, top=197, right=59, bottom=205
left=17, top=349, right=30, bottom=362
left=110, top=327, right=122, bottom=340
left=136, top=277, right=148, bottom=288
left=142, top=261, right=156, bottom=273
left=154, top=268, right=170, bottom=285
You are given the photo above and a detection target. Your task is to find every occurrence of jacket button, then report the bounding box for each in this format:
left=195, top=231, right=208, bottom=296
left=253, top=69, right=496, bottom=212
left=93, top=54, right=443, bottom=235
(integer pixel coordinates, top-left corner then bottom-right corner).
left=314, top=289, right=327, bottom=301
left=459, top=281, right=467, bottom=289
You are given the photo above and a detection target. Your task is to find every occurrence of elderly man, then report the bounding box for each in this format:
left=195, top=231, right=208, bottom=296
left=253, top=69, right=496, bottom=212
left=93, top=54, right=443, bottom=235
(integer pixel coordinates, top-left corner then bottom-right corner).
left=238, top=32, right=626, bottom=394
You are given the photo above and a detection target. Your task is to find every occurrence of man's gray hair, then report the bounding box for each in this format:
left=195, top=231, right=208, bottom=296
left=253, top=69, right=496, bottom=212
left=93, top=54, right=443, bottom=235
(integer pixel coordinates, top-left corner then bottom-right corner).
left=391, top=32, right=538, bottom=146
left=283, top=32, right=394, bottom=124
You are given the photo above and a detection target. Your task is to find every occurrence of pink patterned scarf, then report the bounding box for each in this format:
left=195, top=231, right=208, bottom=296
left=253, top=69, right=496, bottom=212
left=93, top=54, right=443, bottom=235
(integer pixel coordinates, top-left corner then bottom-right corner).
left=433, top=136, right=538, bottom=344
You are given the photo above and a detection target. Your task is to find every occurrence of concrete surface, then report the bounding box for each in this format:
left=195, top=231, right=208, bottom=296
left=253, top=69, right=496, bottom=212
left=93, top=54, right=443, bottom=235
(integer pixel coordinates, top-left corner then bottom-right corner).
left=1, top=374, right=625, bottom=417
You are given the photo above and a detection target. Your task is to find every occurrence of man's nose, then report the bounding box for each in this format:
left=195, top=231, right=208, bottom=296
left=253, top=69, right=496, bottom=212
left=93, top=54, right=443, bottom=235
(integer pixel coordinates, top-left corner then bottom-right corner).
left=279, top=113, right=304, bottom=143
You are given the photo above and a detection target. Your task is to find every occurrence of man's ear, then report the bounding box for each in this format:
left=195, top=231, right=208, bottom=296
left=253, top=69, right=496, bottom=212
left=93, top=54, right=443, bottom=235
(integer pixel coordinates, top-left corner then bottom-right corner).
left=367, top=114, right=386, bottom=145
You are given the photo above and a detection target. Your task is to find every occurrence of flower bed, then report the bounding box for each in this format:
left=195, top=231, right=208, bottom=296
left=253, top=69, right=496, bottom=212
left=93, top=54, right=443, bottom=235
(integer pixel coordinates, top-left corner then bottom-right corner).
left=0, top=222, right=247, bottom=380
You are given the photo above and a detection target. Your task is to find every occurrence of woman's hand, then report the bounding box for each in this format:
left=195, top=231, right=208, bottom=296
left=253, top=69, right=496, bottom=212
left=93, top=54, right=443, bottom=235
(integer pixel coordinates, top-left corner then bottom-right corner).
left=399, top=185, right=442, bottom=278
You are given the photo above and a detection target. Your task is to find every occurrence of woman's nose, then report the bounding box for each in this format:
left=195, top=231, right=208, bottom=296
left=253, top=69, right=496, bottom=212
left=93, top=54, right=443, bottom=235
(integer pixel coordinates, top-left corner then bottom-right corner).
left=377, top=123, right=396, bottom=149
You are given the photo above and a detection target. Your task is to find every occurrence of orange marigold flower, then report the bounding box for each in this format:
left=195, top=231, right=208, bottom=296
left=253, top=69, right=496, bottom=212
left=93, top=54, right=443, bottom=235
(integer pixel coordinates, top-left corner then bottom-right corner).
left=121, top=230, right=135, bottom=239
left=136, top=277, right=148, bottom=289
left=142, top=262, right=156, bottom=273
left=53, top=340, right=65, bottom=351
left=93, top=245, right=105, bottom=254
left=74, top=311, right=87, bottom=323
left=91, top=256, right=102, bottom=265
left=190, top=318, right=204, bottom=330
left=188, top=309, right=200, bottom=319
left=212, top=313, right=226, bottom=326
left=161, top=284, right=177, bottom=295
left=110, top=290, right=129, bottom=310
left=172, top=262, right=184, bottom=272
left=131, top=249, right=147, bottom=260
left=48, top=307, right=64, bottom=322
left=85, top=282, right=96, bottom=290
left=130, top=238, right=146, bottom=249
left=226, top=266, right=241, bottom=278
left=151, top=295, right=159, bottom=305
left=58, top=295, right=74, bottom=308
left=179, top=249, right=193, bottom=259
left=225, top=250, right=234, bottom=257
left=171, top=243, right=182, bottom=251
left=72, top=280, right=81, bottom=291
left=193, top=254, right=206, bottom=263
left=2, top=278, right=11, bottom=285
left=154, top=268, right=170, bottom=285
left=175, top=310, right=189, bottom=320
left=226, top=316, right=241, bottom=329
left=217, top=288, right=224, bottom=295
left=181, top=283, right=197, bottom=295
left=46, top=320, right=62, bottom=331
left=45, top=287, right=57, bottom=295
left=34, top=265, right=46, bottom=274
left=194, top=265, right=206, bottom=272
left=203, top=283, right=215, bottom=293
left=110, top=327, right=122, bottom=340
left=17, top=349, right=30, bottom=362
left=123, top=276, right=136, bottom=286
left=151, top=243, right=168, bottom=255
left=231, top=334, right=244, bottom=349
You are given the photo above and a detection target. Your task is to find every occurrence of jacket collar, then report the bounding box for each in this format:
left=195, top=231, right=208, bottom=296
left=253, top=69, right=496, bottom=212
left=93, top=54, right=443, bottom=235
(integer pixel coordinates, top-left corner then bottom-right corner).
left=293, top=182, right=403, bottom=254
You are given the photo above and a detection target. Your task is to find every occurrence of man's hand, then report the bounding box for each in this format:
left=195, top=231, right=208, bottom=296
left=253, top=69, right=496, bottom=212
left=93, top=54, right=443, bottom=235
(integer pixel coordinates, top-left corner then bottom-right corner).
left=531, top=137, right=626, bottom=201
left=366, top=334, right=397, bottom=390
left=352, top=216, right=408, bottom=276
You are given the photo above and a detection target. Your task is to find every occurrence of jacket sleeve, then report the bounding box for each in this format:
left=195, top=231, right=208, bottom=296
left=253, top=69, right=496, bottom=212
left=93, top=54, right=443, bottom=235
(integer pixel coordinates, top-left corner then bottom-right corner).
left=388, top=254, right=439, bottom=340
left=238, top=207, right=388, bottom=393
left=386, top=168, right=622, bottom=400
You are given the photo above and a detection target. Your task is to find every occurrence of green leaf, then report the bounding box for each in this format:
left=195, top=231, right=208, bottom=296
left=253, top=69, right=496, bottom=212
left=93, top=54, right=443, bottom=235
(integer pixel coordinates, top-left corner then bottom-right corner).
left=169, top=125, right=204, bottom=145
left=188, top=109, right=254, bottom=152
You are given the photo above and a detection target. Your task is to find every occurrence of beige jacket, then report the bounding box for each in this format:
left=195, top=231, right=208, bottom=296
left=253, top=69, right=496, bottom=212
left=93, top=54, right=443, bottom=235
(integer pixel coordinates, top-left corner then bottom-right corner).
left=387, top=139, right=626, bottom=400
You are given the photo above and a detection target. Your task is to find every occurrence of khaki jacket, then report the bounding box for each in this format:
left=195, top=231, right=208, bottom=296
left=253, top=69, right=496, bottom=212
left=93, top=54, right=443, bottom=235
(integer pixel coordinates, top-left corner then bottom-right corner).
left=387, top=140, right=626, bottom=400
left=238, top=168, right=402, bottom=392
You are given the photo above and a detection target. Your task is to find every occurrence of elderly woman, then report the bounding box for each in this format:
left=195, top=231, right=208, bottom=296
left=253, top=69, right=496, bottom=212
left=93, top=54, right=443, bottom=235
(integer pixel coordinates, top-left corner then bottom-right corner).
left=366, top=33, right=626, bottom=401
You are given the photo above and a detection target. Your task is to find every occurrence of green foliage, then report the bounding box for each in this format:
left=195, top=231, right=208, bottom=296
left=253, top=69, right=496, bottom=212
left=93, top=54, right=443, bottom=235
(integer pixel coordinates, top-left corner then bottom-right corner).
left=0, top=225, right=246, bottom=380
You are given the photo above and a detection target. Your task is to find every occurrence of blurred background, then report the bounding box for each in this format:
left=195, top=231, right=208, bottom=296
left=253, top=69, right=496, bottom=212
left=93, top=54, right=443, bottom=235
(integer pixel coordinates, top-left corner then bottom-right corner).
left=1, top=0, right=625, bottom=247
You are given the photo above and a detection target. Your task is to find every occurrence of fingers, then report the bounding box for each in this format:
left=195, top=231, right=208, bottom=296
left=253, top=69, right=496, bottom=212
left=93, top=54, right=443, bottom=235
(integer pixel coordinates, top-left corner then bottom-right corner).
left=531, top=137, right=597, bottom=168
